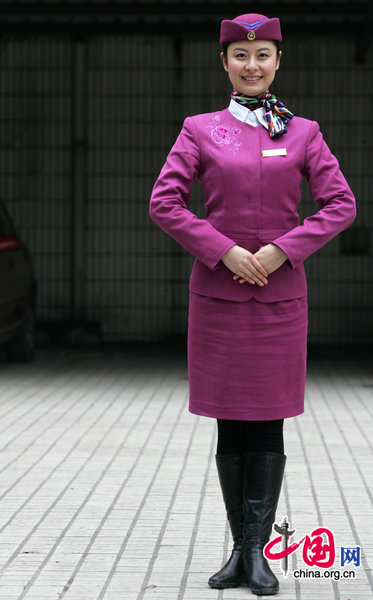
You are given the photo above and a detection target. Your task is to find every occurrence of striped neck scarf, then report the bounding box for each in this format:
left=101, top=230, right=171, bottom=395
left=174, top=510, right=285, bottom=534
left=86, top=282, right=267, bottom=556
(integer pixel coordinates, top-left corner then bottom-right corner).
left=231, top=90, right=293, bottom=138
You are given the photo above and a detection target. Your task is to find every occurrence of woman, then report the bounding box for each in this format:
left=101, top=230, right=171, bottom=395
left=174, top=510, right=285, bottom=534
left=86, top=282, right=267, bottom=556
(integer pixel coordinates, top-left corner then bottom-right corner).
left=149, top=13, right=356, bottom=596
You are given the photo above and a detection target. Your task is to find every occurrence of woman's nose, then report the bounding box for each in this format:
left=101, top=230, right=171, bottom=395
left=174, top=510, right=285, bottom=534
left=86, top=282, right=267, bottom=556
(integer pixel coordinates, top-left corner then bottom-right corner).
left=245, top=57, right=258, bottom=70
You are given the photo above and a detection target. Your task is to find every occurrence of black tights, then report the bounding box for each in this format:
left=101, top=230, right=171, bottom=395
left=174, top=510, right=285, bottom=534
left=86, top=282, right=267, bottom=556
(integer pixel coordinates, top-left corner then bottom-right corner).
left=216, top=418, right=284, bottom=455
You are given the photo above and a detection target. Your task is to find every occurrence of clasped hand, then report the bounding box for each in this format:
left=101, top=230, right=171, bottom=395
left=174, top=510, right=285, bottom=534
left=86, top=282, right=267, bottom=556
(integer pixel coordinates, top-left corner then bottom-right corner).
left=221, top=244, right=288, bottom=286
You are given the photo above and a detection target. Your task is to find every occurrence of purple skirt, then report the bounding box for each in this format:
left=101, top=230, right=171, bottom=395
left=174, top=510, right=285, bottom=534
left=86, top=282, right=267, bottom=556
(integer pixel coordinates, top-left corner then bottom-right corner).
left=187, top=292, right=308, bottom=421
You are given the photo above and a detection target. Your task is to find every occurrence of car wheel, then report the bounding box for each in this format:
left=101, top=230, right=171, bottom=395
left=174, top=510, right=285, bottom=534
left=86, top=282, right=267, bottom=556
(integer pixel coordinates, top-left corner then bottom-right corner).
left=5, top=302, right=36, bottom=362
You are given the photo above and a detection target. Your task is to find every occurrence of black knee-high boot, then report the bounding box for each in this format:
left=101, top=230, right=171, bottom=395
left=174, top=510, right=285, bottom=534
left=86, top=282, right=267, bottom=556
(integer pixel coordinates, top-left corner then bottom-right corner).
left=241, top=452, right=286, bottom=596
left=208, top=453, right=246, bottom=589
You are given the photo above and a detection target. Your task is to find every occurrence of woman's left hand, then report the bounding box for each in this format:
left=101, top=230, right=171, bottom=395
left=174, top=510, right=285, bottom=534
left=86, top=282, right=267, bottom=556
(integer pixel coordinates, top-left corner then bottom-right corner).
left=233, top=244, right=288, bottom=284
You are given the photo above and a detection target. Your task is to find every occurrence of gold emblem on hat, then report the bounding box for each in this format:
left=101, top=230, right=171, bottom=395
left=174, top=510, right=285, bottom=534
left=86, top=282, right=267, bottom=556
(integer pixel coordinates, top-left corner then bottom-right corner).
left=247, top=31, right=256, bottom=40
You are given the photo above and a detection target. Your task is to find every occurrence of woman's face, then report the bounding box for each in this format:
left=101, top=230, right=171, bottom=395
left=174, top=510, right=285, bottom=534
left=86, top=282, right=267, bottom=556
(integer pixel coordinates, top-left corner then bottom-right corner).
left=221, top=39, right=281, bottom=96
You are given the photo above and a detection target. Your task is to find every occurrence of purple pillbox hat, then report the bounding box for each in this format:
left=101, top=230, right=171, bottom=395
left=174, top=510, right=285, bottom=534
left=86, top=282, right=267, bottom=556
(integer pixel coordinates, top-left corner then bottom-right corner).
left=220, top=13, right=282, bottom=44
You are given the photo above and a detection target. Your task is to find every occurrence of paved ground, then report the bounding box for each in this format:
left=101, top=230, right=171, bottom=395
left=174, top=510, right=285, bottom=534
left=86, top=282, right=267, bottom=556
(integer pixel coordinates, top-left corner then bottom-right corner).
left=0, top=345, right=371, bottom=600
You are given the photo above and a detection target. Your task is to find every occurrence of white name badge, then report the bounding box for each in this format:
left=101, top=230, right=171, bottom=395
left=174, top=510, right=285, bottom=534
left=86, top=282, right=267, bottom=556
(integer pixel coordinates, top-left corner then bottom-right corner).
left=262, top=148, right=287, bottom=157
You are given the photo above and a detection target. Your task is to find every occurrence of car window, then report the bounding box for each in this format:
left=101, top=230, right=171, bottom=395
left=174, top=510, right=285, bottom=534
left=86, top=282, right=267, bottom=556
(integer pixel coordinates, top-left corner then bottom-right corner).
left=0, top=201, right=16, bottom=237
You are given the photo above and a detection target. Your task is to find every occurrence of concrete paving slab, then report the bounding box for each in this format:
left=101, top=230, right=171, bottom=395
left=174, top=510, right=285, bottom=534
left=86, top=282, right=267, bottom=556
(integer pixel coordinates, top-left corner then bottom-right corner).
left=0, top=347, right=371, bottom=600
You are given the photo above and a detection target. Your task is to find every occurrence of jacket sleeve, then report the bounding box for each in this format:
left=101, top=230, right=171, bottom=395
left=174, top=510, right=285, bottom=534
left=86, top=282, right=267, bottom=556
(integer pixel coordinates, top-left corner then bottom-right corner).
left=149, top=116, right=236, bottom=270
left=272, top=120, right=356, bottom=269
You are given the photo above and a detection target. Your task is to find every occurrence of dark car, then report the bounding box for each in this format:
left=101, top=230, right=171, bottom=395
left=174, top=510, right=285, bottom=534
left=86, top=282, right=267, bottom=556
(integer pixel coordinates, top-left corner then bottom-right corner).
left=0, top=200, right=37, bottom=361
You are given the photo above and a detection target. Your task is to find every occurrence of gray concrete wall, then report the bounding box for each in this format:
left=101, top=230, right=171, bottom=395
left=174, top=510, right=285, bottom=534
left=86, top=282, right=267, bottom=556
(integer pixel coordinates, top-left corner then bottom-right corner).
left=0, top=35, right=371, bottom=342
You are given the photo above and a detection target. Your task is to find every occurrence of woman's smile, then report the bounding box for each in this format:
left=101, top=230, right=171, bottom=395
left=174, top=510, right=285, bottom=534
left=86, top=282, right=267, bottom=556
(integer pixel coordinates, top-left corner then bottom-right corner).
left=241, top=75, right=263, bottom=82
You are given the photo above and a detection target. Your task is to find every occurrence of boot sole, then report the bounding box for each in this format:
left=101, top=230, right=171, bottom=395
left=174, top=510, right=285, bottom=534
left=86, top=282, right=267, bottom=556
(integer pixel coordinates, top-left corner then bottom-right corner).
left=208, top=583, right=240, bottom=589
left=208, top=579, right=248, bottom=589
left=250, top=586, right=279, bottom=595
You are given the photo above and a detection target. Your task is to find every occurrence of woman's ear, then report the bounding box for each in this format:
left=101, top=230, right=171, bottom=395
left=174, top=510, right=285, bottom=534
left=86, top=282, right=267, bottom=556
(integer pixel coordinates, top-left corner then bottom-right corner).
left=220, top=51, right=229, bottom=72
left=276, top=50, right=282, bottom=71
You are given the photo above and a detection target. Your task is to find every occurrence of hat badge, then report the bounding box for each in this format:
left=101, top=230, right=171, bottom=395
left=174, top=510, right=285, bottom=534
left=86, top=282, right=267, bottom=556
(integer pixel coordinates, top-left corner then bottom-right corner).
left=247, top=30, right=256, bottom=40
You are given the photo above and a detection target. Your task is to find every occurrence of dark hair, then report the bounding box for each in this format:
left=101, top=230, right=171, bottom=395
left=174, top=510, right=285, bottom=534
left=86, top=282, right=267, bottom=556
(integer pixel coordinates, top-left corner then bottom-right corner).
left=221, top=39, right=281, bottom=61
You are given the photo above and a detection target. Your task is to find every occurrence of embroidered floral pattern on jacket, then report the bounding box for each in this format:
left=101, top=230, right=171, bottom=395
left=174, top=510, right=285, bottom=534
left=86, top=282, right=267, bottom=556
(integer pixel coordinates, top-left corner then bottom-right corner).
left=207, top=115, right=241, bottom=153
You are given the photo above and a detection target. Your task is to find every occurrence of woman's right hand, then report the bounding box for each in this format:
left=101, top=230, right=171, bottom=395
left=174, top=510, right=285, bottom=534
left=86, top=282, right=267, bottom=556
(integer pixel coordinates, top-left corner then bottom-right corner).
left=221, top=245, right=268, bottom=286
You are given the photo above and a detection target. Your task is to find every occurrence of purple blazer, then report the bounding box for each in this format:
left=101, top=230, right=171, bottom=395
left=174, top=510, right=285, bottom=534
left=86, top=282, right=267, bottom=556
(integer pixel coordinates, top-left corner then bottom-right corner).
left=149, top=107, right=356, bottom=302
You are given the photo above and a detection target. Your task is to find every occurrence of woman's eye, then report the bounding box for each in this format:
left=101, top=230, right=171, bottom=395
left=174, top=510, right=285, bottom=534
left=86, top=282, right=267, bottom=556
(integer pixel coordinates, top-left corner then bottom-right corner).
left=235, top=53, right=246, bottom=58
left=258, top=53, right=269, bottom=58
